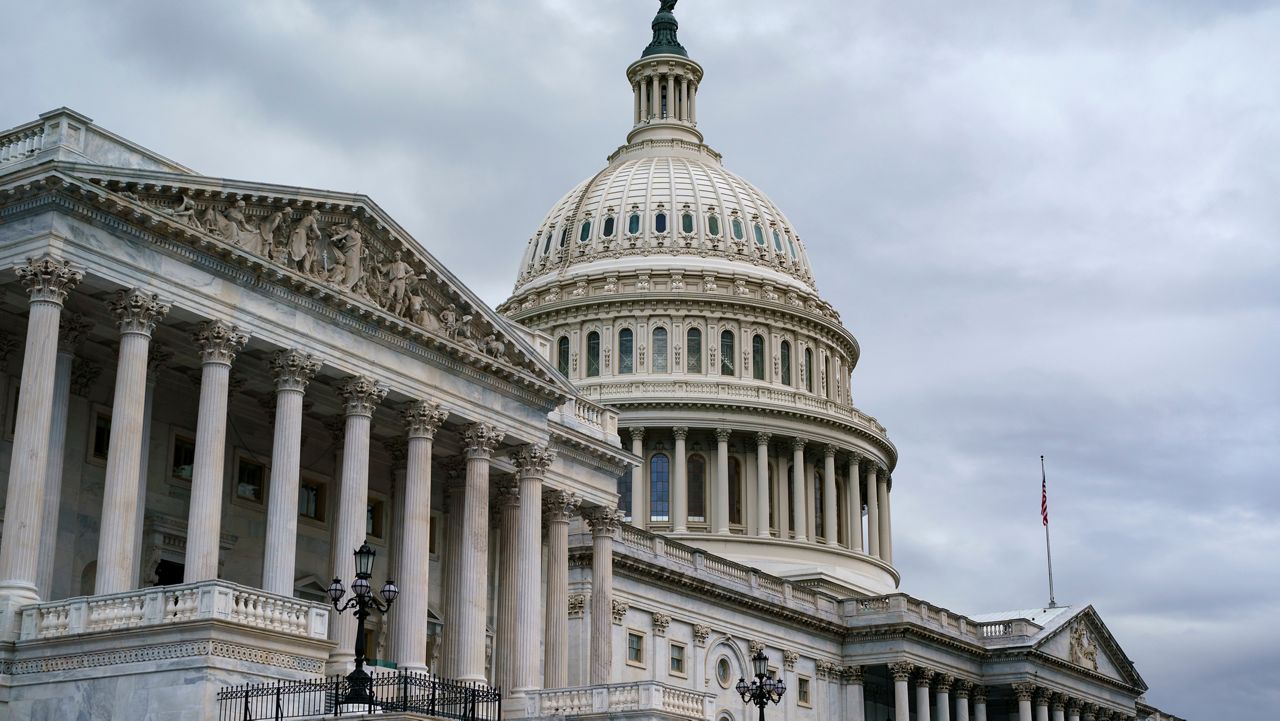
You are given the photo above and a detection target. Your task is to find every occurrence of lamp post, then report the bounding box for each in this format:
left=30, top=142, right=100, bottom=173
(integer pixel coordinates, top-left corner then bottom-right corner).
left=736, top=649, right=786, bottom=721
left=329, top=541, right=399, bottom=707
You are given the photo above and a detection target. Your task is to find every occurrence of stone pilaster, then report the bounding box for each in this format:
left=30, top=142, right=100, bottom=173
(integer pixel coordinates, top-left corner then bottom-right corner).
left=790, top=438, right=807, bottom=541
left=583, top=506, right=622, bottom=685
left=391, top=399, right=446, bottom=671
left=261, top=350, right=322, bottom=596
left=755, top=432, right=771, bottom=537
left=672, top=426, right=688, bottom=532
left=510, top=444, right=553, bottom=692
left=823, top=445, right=837, bottom=544
left=889, top=662, right=913, bottom=721
left=455, top=422, right=502, bottom=683
left=844, top=666, right=865, bottom=721
left=96, top=288, right=169, bottom=595
left=542, top=490, right=579, bottom=689
left=880, top=468, right=893, bottom=562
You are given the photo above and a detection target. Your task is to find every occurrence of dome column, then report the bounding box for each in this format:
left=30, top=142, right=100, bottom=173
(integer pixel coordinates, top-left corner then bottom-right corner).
left=714, top=428, right=731, bottom=534
left=630, top=427, right=646, bottom=528
left=847, top=452, right=863, bottom=551
left=865, top=462, right=880, bottom=558
left=672, top=427, right=689, bottom=532
left=823, top=445, right=838, bottom=544
left=791, top=438, right=808, bottom=542
left=879, top=468, right=893, bottom=563
left=755, top=433, right=772, bottom=537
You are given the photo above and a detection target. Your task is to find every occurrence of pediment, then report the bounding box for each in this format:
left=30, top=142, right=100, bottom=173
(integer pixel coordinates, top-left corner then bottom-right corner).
left=1035, top=606, right=1146, bottom=690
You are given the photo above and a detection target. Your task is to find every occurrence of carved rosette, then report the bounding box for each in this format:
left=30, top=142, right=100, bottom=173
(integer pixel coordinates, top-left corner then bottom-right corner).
left=567, top=594, right=586, bottom=618
left=936, top=673, right=954, bottom=693
left=510, top=443, right=556, bottom=479
left=1013, top=682, right=1037, bottom=702
left=109, top=289, right=170, bottom=336
left=17, top=255, right=83, bottom=305
left=651, top=612, right=672, bottom=637
left=714, top=427, right=731, bottom=443
left=692, top=624, right=710, bottom=647
left=915, top=667, right=935, bottom=688
left=889, top=661, right=914, bottom=682
left=781, top=649, right=798, bottom=671
left=611, top=599, right=629, bottom=624
left=672, top=426, right=688, bottom=441
left=462, top=422, right=502, bottom=459
left=339, top=375, right=388, bottom=417
left=403, top=400, right=448, bottom=440
left=543, top=490, right=581, bottom=522
left=193, top=319, right=249, bottom=366
left=583, top=505, right=624, bottom=536
left=58, top=313, right=93, bottom=351
left=271, top=349, right=321, bottom=393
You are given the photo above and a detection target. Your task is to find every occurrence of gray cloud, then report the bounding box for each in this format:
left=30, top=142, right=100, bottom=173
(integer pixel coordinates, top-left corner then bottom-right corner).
left=6, top=1, right=1278, bottom=716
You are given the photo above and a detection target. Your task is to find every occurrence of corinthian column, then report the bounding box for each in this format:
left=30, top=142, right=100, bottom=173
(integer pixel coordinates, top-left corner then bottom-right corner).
left=672, top=427, right=688, bottom=532
left=755, top=433, right=771, bottom=537
left=889, top=662, right=913, bottom=721
left=790, top=438, right=807, bottom=542
left=328, top=375, right=388, bottom=669
left=1051, top=694, right=1067, bottom=721
left=96, top=289, right=169, bottom=595
left=629, top=428, right=645, bottom=527
left=394, top=400, right=446, bottom=672
left=511, top=444, right=554, bottom=692
left=973, top=686, right=989, bottom=721
left=1034, top=688, right=1051, bottom=721
left=847, top=452, right=863, bottom=551
left=1013, top=683, right=1036, bottom=721
left=714, top=428, right=731, bottom=534
left=823, top=445, right=837, bottom=544
left=36, top=313, right=91, bottom=599
left=543, top=490, right=579, bottom=689
left=915, top=668, right=934, bottom=721
left=494, top=481, right=521, bottom=694
left=0, top=257, right=82, bottom=615
left=954, top=680, right=972, bottom=721
left=456, top=422, right=502, bottom=683
left=584, top=506, right=622, bottom=686
left=439, top=460, right=467, bottom=679
left=844, top=666, right=865, bottom=721
left=865, top=462, right=880, bottom=558
left=262, top=350, right=322, bottom=596
left=881, top=470, right=894, bottom=563
left=184, top=320, right=249, bottom=582
left=936, top=674, right=953, bottom=721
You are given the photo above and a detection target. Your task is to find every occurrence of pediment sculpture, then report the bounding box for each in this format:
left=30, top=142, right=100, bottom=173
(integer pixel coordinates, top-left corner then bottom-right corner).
left=1069, top=621, right=1100, bottom=671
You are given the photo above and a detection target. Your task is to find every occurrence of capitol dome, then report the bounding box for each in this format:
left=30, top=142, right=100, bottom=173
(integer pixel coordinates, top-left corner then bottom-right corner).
left=502, top=3, right=899, bottom=596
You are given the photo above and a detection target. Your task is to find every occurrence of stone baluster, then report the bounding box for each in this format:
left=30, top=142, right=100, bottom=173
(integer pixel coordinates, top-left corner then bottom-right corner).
left=96, top=288, right=169, bottom=595
left=455, top=422, right=502, bottom=683
left=790, top=438, right=808, bottom=542
left=889, top=662, right=913, bottom=721
left=915, top=668, right=934, bottom=721
left=584, top=506, right=622, bottom=685
left=823, top=445, right=838, bottom=544
left=1013, top=683, right=1036, bottom=721
left=543, top=490, right=579, bottom=689
left=511, top=444, right=553, bottom=693
left=973, top=686, right=988, bottom=721
left=393, top=400, right=446, bottom=672
left=844, top=666, right=865, bottom=721
left=864, top=462, right=880, bottom=558
left=261, top=350, right=321, bottom=596
left=494, top=480, right=521, bottom=694
left=629, top=427, right=645, bottom=528
left=714, top=428, right=731, bottom=534
left=0, top=257, right=82, bottom=621
left=847, top=452, right=863, bottom=551
left=327, top=376, right=388, bottom=671
left=754, top=433, right=771, bottom=537
left=672, top=426, right=688, bottom=532
left=184, top=320, right=249, bottom=582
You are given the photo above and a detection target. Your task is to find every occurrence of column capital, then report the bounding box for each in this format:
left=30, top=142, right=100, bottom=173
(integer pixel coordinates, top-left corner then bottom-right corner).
left=70, top=358, right=103, bottom=396
left=271, top=349, right=321, bottom=392
left=972, top=685, right=989, bottom=702
left=628, top=426, right=645, bottom=443
left=340, top=375, right=388, bottom=417
left=583, top=505, right=623, bottom=535
left=58, top=312, right=93, bottom=351
left=462, top=422, right=503, bottom=458
left=755, top=431, right=772, bottom=446
left=109, top=288, right=170, bottom=336
left=1013, top=682, right=1037, bottom=701
left=511, top=443, right=556, bottom=478
left=847, top=450, right=863, bottom=465
left=495, top=480, right=521, bottom=510
left=146, top=345, right=173, bottom=379
left=953, top=679, right=972, bottom=698
left=714, top=427, right=731, bottom=442
left=843, top=665, right=864, bottom=685
left=1081, top=703, right=1099, bottom=721
left=877, top=463, right=890, bottom=477
left=889, top=661, right=914, bottom=682
left=1066, top=698, right=1082, bottom=712
left=1035, top=687, right=1052, bottom=706
left=193, top=319, right=249, bottom=366
left=791, top=436, right=807, bottom=452
left=915, top=667, right=935, bottom=688
left=17, top=255, right=83, bottom=305
left=1051, top=692, right=1067, bottom=710
left=782, top=649, right=798, bottom=670
left=403, top=399, right=448, bottom=439
left=936, top=673, right=954, bottom=693
left=381, top=436, right=408, bottom=466
left=672, top=426, right=689, bottom=441
left=543, top=489, right=581, bottom=522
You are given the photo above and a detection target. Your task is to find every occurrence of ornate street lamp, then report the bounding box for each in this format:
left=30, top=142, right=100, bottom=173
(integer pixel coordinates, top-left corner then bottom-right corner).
left=329, top=542, right=399, bottom=707
left=736, top=648, right=786, bottom=720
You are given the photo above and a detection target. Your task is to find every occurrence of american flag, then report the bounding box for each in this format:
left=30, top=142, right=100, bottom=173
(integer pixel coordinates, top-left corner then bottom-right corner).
left=1041, top=466, right=1049, bottom=527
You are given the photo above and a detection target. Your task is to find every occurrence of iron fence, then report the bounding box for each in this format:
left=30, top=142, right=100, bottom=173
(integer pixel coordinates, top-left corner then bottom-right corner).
left=217, top=670, right=501, bottom=720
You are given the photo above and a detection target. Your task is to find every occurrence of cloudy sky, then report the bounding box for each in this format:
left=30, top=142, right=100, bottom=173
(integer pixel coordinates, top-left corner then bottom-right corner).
left=8, top=0, right=1278, bottom=716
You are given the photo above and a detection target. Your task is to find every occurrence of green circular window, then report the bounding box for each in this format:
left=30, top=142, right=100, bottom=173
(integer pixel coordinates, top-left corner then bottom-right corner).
left=716, top=656, right=732, bottom=688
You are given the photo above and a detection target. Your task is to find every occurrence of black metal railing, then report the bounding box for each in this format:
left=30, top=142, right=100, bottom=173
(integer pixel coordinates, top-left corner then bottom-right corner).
left=217, top=671, right=501, bottom=720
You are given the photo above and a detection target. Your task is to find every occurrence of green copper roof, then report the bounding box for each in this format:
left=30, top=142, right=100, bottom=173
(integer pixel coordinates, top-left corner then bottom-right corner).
left=641, top=2, right=688, bottom=58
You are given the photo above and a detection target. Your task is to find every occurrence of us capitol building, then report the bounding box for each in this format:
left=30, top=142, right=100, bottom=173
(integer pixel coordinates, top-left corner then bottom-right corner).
left=0, top=4, right=1184, bottom=721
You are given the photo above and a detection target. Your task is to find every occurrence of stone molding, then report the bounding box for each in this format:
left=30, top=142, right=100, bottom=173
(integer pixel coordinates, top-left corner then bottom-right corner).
left=109, top=288, right=170, bottom=336
left=6, top=638, right=325, bottom=676
left=403, top=399, right=448, bottom=440
left=463, top=422, right=503, bottom=459
left=339, top=375, right=388, bottom=417
left=567, top=594, right=586, bottom=618
left=270, top=349, right=321, bottom=393
left=17, top=254, right=83, bottom=305
left=193, top=319, right=249, bottom=366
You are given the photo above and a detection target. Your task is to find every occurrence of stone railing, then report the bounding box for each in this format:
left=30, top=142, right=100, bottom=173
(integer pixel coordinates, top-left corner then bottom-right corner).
left=534, top=681, right=713, bottom=719
left=0, top=122, right=47, bottom=167
left=19, top=579, right=330, bottom=641
left=550, top=397, right=621, bottom=441
left=844, top=593, right=1043, bottom=645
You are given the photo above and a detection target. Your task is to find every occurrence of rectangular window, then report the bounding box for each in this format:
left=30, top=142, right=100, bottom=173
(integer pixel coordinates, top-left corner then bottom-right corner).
left=686, top=328, right=702, bottom=373
left=618, top=470, right=632, bottom=521
left=797, top=677, right=812, bottom=707
left=652, top=328, right=669, bottom=373
left=626, top=632, right=646, bottom=666
left=170, top=432, right=196, bottom=482
left=669, top=642, right=687, bottom=677
left=367, top=497, right=386, bottom=539
left=299, top=479, right=327, bottom=522
left=90, top=408, right=112, bottom=463
left=234, top=454, right=267, bottom=506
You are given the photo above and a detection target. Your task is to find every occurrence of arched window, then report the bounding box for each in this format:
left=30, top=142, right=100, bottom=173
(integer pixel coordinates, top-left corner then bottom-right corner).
left=557, top=336, right=570, bottom=377
left=720, top=330, right=735, bottom=376
left=707, top=214, right=721, bottom=237
left=732, top=217, right=744, bottom=241
left=579, top=220, right=591, bottom=243
left=686, top=328, right=702, bottom=373
left=618, top=469, right=632, bottom=520
left=655, top=212, right=668, bottom=233
left=824, top=356, right=831, bottom=398
left=728, top=456, right=742, bottom=525
left=752, top=334, right=765, bottom=380
left=681, top=211, right=695, bottom=234
left=618, top=328, right=634, bottom=374
left=649, top=453, right=670, bottom=522
left=753, top=223, right=766, bottom=246
left=688, top=454, right=707, bottom=522
left=603, top=215, right=616, bottom=237
left=787, top=235, right=797, bottom=258
left=560, top=226, right=569, bottom=248
left=652, top=327, right=669, bottom=372
left=628, top=212, right=641, bottom=235
left=541, top=231, right=552, bottom=255
left=586, top=331, right=601, bottom=378
left=786, top=468, right=797, bottom=536
left=804, top=348, right=814, bottom=392
left=780, top=340, right=792, bottom=385
left=772, top=228, right=783, bottom=252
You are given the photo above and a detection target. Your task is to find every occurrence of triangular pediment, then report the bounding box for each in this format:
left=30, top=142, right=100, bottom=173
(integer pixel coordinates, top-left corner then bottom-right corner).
left=1035, top=606, right=1147, bottom=691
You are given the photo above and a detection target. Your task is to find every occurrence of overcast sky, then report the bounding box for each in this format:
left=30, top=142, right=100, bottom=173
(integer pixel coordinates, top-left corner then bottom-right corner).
left=7, top=1, right=1278, bottom=717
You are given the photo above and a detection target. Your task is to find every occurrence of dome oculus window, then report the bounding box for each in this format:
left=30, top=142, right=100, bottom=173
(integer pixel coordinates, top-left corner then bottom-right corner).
left=716, top=656, right=733, bottom=688
left=579, top=220, right=591, bottom=243
left=707, top=213, right=721, bottom=237
left=628, top=212, right=641, bottom=235
left=681, top=211, right=694, bottom=234
left=655, top=212, right=668, bottom=234
left=732, top=217, right=744, bottom=240
left=603, top=215, right=616, bottom=238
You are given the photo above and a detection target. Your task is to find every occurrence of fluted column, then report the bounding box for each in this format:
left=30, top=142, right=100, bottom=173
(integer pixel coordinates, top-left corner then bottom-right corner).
left=865, top=462, right=880, bottom=558
left=1035, top=689, right=1051, bottom=721
left=1051, top=694, right=1067, bottom=721
left=845, top=666, right=865, bottom=721
left=714, top=428, right=731, bottom=534
left=393, top=400, right=447, bottom=672
left=847, top=453, right=863, bottom=551
left=543, top=490, right=579, bottom=689
left=754, top=433, right=771, bottom=537
left=184, top=320, right=249, bottom=582
left=456, top=422, right=502, bottom=683
left=35, top=313, right=90, bottom=599
left=328, top=376, right=388, bottom=669
left=584, top=506, right=621, bottom=685
left=954, top=680, right=972, bottom=721
left=0, top=257, right=82, bottom=614
left=916, top=669, right=934, bottom=721
left=790, top=438, right=807, bottom=542
left=936, top=674, right=953, bottom=721
left=261, top=350, right=321, bottom=595
left=440, top=461, right=467, bottom=679
left=629, top=427, right=645, bottom=528
left=494, top=481, right=521, bottom=693
left=96, top=289, right=169, bottom=595
left=973, top=686, right=988, bottom=721
left=1013, top=683, right=1036, bottom=721
left=672, top=427, right=688, bottom=532
left=882, top=471, right=894, bottom=563
left=131, top=347, right=169, bottom=587
left=665, top=74, right=675, bottom=119
left=823, top=445, right=837, bottom=544
left=889, top=662, right=913, bottom=721
left=511, top=445, right=553, bottom=692
left=650, top=75, right=660, bottom=120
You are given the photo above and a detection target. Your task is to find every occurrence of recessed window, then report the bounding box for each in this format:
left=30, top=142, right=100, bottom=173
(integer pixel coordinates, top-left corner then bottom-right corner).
left=669, top=642, right=687, bottom=677
left=367, top=497, right=386, bottom=539
left=681, top=212, right=694, bottom=234
left=652, top=327, right=669, bottom=373
left=732, top=217, right=744, bottom=241
left=235, top=454, right=267, bottom=506
left=688, top=453, right=707, bottom=523
left=707, top=214, right=721, bottom=237
left=557, top=336, right=570, bottom=377
left=618, top=328, right=634, bottom=374
left=729, top=457, right=743, bottom=525
left=603, top=215, right=616, bottom=237
left=772, top=228, right=783, bottom=252
left=787, top=235, right=797, bottom=258
left=649, top=453, right=670, bottom=522
left=752, top=334, right=765, bottom=381
left=559, top=226, right=569, bottom=247
left=618, top=469, right=632, bottom=520
left=716, top=657, right=733, bottom=688
left=686, top=327, right=702, bottom=373
left=805, top=348, right=814, bottom=393
left=170, top=432, right=195, bottom=482
left=628, top=212, right=641, bottom=235
left=579, top=220, right=591, bottom=243
left=299, top=479, right=327, bottom=523
left=753, top=223, right=766, bottom=246
left=780, top=340, right=792, bottom=386
left=627, top=632, right=646, bottom=666
left=797, top=677, right=812, bottom=707
left=541, top=231, right=552, bottom=255
left=655, top=212, right=668, bottom=234
left=90, top=409, right=112, bottom=462
left=586, top=331, right=601, bottom=378
left=720, top=330, right=735, bottom=376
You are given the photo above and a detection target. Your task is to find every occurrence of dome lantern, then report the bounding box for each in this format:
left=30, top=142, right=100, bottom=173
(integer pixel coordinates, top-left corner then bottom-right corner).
left=627, top=1, right=704, bottom=146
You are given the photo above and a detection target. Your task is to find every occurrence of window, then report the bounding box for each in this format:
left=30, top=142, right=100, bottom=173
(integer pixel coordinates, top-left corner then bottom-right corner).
left=720, top=330, right=735, bottom=376
left=716, top=657, right=733, bottom=688
left=169, top=432, right=195, bottom=482
left=649, top=453, right=670, bottom=522
left=559, top=226, right=569, bottom=247
left=797, top=677, right=812, bottom=707
left=234, top=454, right=267, bottom=506
left=628, top=212, right=641, bottom=235
left=586, top=331, right=601, bottom=377
left=688, top=454, right=706, bottom=522
left=824, top=357, right=831, bottom=399
left=299, top=479, right=327, bottom=523
left=772, top=228, right=783, bottom=252
left=655, top=212, right=668, bottom=233
left=367, top=496, right=386, bottom=539
left=780, top=341, right=792, bottom=386
left=805, top=348, right=814, bottom=392
left=728, top=457, right=743, bottom=525
left=681, top=212, right=694, bottom=234
left=669, top=642, right=687, bottom=677
left=814, top=472, right=824, bottom=536
left=652, top=327, right=669, bottom=373
left=787, top=470, right=798, bottom=534
left=627, top=631, right=646, bottom=666
left=557, top=336, right=570, bottom=377
left=618, top=469, right=632, bottom=520
left=603, top=215, right=616, bottom=237
left=579, top=220, right=591, bottom=243
left=787, top=235, right=797, bottom=258
left=686, top=328, right=702, bottom=373
left=752, top=334, right=765, bottom=380
left=707, top=214, right=721, bottom=237
left=90, top=408, right=112, bottom=462
left=753, top=223, right=766, bottom=246
left=732, top=217, right=744, bottom=241
left=541, top=231, right=552, bottom=255
left=618, top=328, right=634, bottom=374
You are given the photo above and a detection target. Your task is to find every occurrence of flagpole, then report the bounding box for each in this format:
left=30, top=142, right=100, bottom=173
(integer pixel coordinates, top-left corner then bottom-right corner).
left=1042, top=454, right=1057, bottom=608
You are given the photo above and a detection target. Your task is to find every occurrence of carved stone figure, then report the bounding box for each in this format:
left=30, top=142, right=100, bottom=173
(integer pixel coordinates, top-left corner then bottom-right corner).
left=440, top=304, right=460, bottom=339
left=483, top=334, right=505, bottom=359
left=253, top=207, right=290, bottom=259
left=1069, top=623, right=1099, bottom=671
left=385, top=251, right=413, bottom=316
left=329, top=219, right=365, bottom=291
left=165, top=194, right=201, bottom=229
left=659, top=0, right=677, bottom=12
left=288, top=209, right=322, bottom=275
